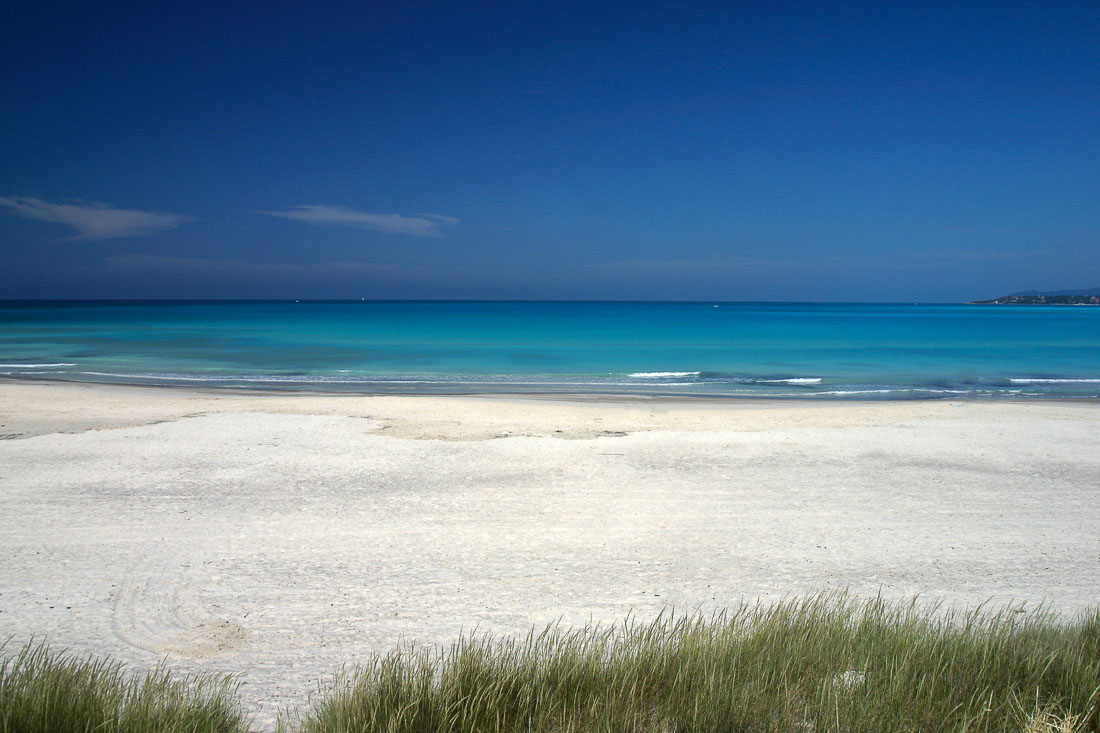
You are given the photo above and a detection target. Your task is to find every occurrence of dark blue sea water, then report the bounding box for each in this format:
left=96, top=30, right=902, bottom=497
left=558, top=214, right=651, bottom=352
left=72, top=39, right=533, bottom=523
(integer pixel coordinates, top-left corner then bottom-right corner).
left=1, top=300, right=1098, bottom=399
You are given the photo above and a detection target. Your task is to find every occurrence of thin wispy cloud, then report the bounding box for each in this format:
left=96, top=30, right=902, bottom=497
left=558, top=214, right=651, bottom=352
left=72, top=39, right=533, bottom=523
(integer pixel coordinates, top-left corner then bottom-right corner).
left=0, top=196, right=191, bottom=240
left=255, top=205, right=459, bottom=237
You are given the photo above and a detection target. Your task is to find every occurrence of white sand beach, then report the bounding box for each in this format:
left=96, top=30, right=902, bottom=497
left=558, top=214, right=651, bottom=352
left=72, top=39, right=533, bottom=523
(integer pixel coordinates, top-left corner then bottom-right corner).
left=1, top=381, right=1098, bottom=728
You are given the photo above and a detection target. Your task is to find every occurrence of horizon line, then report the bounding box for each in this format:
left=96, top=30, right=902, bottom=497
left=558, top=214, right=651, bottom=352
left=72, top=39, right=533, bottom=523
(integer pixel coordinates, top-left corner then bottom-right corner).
left=0, top=298, right=967, bottom=305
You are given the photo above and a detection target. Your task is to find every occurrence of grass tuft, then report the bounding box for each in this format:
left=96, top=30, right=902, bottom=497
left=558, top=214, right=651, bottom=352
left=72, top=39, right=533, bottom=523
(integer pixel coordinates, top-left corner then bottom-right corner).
left=285, top=593, right=1100, bottom=732
left=0, top=638, right=249, bottom=733
left=5, top=594, right=1100, bottom=731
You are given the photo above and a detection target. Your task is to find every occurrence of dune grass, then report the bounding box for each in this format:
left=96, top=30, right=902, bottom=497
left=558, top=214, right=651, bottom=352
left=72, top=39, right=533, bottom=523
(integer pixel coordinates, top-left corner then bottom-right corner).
left=0, top=639, right=248, bottom=733
left=286, top=594, right=1100, bottom=732
left=4, top=594, right=1099, bottom=732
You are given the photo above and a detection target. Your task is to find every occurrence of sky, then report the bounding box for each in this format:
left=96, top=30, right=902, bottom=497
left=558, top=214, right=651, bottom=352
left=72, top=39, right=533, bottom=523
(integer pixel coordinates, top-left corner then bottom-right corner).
left=2, top=0, right=1098, bottom=302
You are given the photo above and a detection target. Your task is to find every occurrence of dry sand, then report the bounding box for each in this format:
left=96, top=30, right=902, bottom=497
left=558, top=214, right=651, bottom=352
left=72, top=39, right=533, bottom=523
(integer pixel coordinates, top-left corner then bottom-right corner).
left=1, top=380, right=1098, bottom=728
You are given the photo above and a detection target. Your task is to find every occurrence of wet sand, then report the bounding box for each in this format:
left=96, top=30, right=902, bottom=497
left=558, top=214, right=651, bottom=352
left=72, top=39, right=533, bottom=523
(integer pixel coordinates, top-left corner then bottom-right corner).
left=1, top=381, right=1098, bottom=728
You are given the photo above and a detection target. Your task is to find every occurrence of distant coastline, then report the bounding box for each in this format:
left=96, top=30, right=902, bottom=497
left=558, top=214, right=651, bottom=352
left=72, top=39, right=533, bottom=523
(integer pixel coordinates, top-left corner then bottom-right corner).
left=970, top=287, right=1100, bottom=305
left=971, top=295, right=1100, bottom=305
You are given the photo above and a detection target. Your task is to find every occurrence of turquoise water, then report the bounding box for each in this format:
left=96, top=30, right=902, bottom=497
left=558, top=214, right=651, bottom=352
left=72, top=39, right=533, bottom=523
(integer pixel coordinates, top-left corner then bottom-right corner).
left=1, top=300, right=1098, bottom=398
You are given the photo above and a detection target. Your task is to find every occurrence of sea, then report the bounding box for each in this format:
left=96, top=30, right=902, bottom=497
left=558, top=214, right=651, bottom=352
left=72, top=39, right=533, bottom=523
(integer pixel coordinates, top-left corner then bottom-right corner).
left=1, top=300, right=1098, bottom=399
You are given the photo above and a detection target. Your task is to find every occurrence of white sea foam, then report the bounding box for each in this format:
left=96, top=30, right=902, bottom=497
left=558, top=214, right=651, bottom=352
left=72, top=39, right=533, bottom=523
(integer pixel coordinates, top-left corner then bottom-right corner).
left=0, top=363, right=76, bottom=368
left=28, top=369, right=1074, bottom=398
left=76, top=371, right=380, bottom=384
left=70, top=371, right=718, bottom=388
left=1009, top=378, right=1100, bottom=384
left=759, top=377, right=822, bottom=384
left=814, top=387, right=971, bottom=396
left=817, top=389, right=897, bottom=396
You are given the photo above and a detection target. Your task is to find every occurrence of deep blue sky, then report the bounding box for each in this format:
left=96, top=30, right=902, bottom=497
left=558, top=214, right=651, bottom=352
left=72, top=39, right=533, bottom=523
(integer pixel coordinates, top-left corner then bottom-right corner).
left=2, top=0, right=1097, bottom=301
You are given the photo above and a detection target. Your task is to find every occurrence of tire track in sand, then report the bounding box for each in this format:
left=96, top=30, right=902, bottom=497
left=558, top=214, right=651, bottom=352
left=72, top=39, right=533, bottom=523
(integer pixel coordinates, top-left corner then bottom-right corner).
left=111, top=558, right=250, bottom=659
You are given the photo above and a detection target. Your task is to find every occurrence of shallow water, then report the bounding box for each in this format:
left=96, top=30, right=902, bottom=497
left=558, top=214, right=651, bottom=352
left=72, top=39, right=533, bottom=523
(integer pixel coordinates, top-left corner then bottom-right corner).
left=1, top=300, right=1098, bottom=398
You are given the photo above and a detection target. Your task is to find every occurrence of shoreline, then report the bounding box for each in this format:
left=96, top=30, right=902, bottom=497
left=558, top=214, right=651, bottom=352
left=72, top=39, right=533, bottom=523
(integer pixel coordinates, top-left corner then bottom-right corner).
left=2, top=380, right=1097, bottom=727
left=4, top=378, right=1098, bottom=441
left=4, top=374, right=1100, bottom=405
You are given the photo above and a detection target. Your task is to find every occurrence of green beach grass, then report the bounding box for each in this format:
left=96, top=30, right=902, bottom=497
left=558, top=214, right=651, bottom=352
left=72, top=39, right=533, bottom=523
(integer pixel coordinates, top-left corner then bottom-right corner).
left=4, top=594, right=1100, bottom=732
left=0, top=640, right=248, bottom=733
left=285, top=594, right=1100, bottom=732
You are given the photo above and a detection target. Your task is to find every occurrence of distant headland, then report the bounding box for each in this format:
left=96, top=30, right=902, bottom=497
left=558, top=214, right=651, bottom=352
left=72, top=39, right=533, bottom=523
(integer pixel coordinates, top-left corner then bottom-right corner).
left=971, top=287, right=1100, bottom=305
